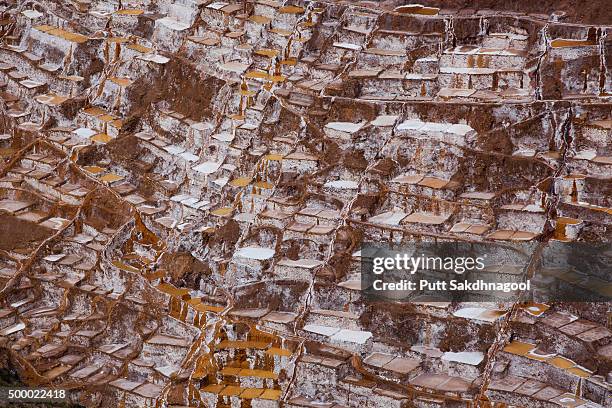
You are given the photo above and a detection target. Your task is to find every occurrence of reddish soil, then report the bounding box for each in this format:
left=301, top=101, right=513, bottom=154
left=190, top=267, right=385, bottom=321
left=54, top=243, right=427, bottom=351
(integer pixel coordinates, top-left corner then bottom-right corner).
left=404, top=0, right=611, bottom=24
left=0, top=215, right=53, bottom=251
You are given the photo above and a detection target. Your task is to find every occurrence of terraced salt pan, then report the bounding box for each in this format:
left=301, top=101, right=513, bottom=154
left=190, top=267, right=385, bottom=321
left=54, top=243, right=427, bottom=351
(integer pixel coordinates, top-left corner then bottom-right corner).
left=213, top=177, right=229, bottom=187
left=138, top=54, right=170, bottom=64
left=446, top=124, right=475, bottom=136
left=43, top=254, right=66, bottom=262
left=164, top=145, right=185, bottom=155
left=368, top=211, right=409, bottom=226
left=191, top=122, right=214, bottom=131
left=235, top=247, right=275, bottom=260
left=330, top=329, right=372, bottom=344
left=213, top=133, right=234, bottom=142
left=157, top=17, right=190, bottom=31
left=453, top=307, right=506, bottom=322
left=303, top=324, right=340, bottom=337
left=155, top=365, right=180, bottom=377
left=0, top=322, right=25, bottom=336
left=396, top=120, right=475, bottom=136
left=333, top=42, right=362, bottom=51
left=20, top=79, right=45, bottom=89
left=420, top=122, right=451, bottom=133
left=574, top=150, right=597, bottom=160
left=40, top=217, right=70, bottom=230
left=192, top=161, right=222, bottom=174
left=396, top=119, right=426, bottom=131
left=303, top=324, right=372, bottom=344
left=440, top=67, right=496, bottom=74
left=219, top=62, right=250, bottom=73
left=277, top=259, right=324, bottom=269
left=441, top=351, right=484, bottom=365
left=207, top=2, right=229, bottom=10
left=324, top=121, right=366, bottom=134
left=180, top=152, right=199, bottom=162
left=402, top=68, right=436, bottom=78
left=73, top=128, right=97, bottom=138
left=22, top=9, right=43, bottom=19
left=370, top=115, right=399, bottom=127
left=324, top=180, right=359, bottom=189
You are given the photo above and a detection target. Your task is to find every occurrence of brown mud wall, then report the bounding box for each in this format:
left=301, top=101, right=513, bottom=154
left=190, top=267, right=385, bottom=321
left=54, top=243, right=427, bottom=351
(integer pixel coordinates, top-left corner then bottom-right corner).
left=390, top=0, right=612, bottom=25
left=0, top=215, right=53, bottom=251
